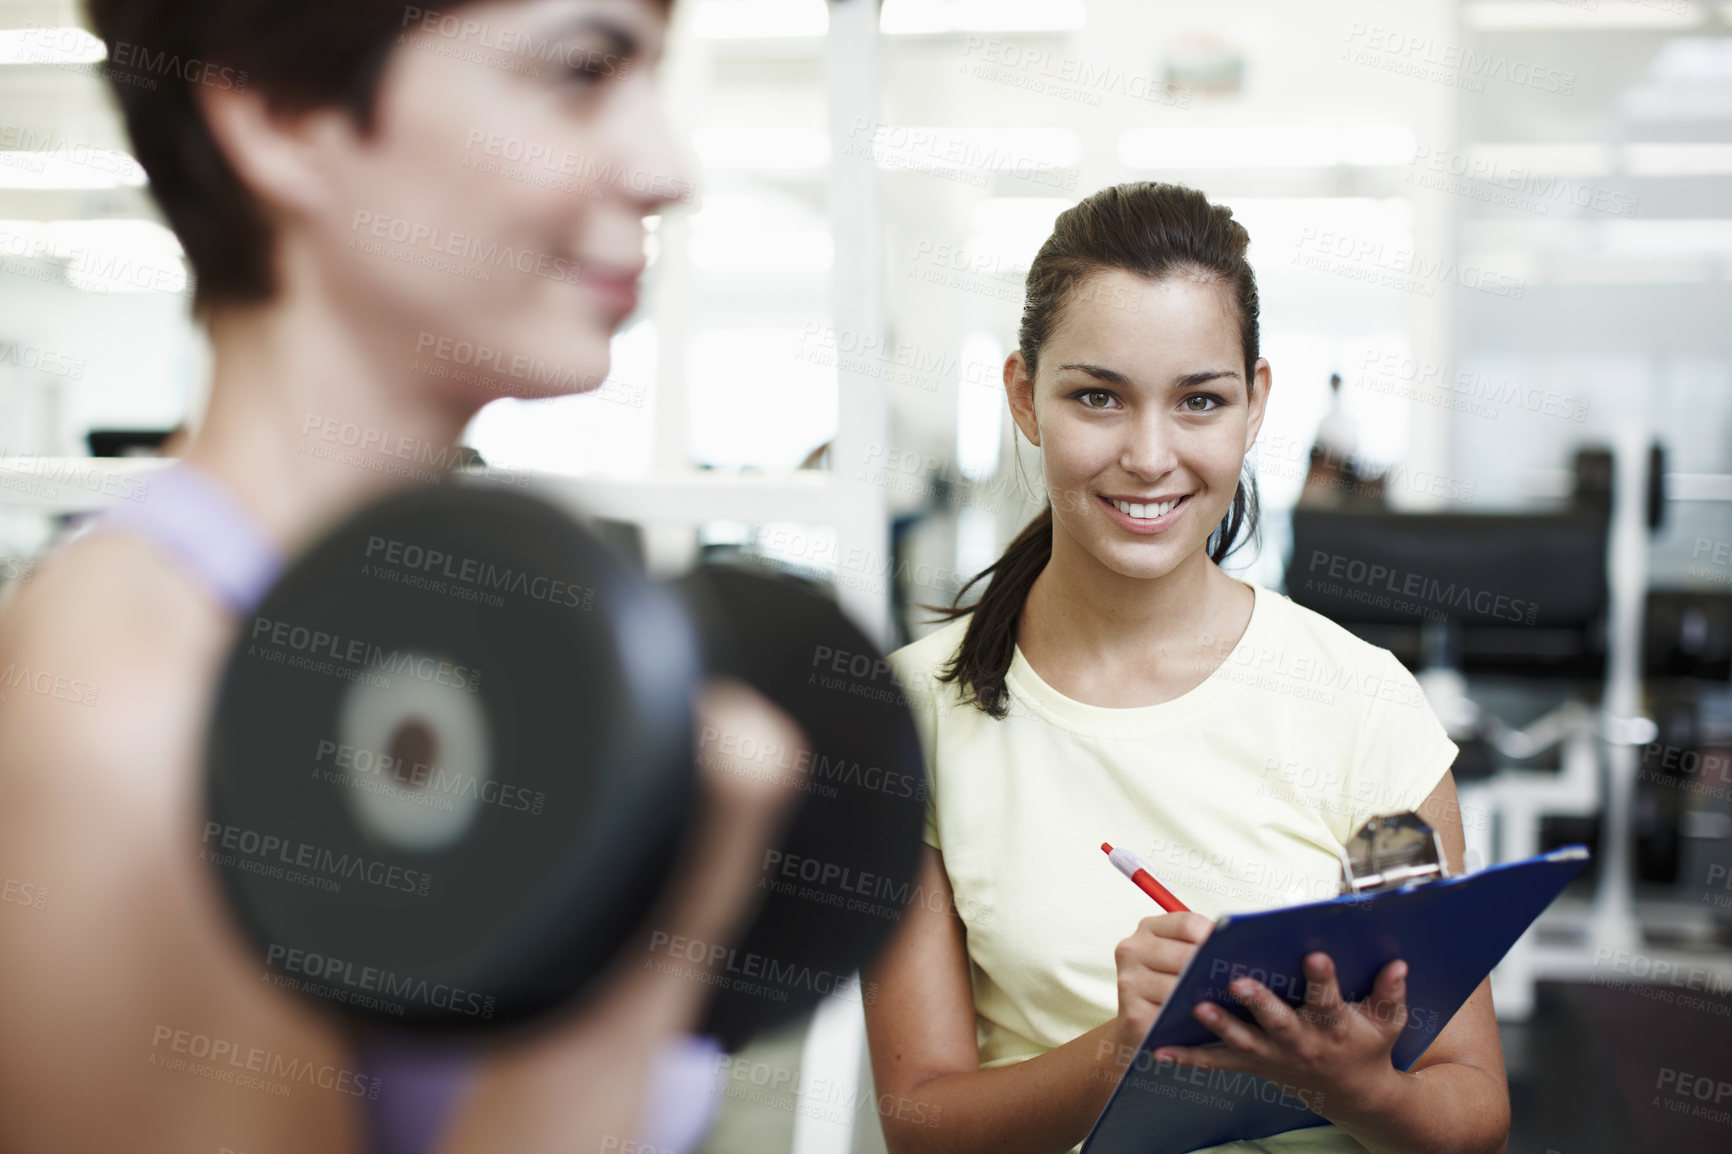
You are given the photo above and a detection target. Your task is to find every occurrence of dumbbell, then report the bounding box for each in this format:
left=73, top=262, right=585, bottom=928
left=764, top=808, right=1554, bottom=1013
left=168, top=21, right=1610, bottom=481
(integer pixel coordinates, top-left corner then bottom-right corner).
left=203, top=483, right=927, bottom=1049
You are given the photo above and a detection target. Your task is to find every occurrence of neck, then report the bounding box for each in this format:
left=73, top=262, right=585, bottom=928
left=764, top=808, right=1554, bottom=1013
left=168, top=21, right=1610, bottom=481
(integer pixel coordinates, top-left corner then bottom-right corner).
left=1029, top=514, right=1239, bottom=656
left=181, top=285, right=481, bottom=555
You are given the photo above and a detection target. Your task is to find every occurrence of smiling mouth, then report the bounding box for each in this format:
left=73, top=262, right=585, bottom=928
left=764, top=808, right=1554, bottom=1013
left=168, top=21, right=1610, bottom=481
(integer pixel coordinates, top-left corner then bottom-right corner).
left=578, top=272, right=639, bottom=320
left=1103, top=494, right=1190, bottom=520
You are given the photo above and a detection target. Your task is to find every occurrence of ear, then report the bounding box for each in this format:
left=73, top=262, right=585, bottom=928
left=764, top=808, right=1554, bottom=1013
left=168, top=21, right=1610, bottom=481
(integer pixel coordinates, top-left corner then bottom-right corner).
left=1244, top=357, right=1272, bottom=453
left=1004, top=351, right=1040, bottom=447
left=196, top=83, right=361, bottom=223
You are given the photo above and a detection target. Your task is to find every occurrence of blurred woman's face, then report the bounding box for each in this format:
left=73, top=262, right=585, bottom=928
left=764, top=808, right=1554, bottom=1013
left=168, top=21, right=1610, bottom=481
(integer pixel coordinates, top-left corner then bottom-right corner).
left=303, top=0, right=688, bottom=404
left=1010, top=268, right=1271, bottom=583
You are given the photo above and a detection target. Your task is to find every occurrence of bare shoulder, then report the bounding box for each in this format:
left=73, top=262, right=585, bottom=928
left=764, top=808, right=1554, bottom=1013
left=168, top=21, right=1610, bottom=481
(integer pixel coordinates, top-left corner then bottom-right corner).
left=0, top=532, right=362, bottom=1153
left=0, top=532, right=222, bottom=806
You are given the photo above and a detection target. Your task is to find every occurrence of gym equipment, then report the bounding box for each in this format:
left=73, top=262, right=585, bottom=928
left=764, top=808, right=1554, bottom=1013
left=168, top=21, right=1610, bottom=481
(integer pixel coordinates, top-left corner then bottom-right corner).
left=676, top=561, right=933, bottom=1049
left=203, top=484, right=927, bottom=1046
left=1288, top=507, right=1610, bottom=679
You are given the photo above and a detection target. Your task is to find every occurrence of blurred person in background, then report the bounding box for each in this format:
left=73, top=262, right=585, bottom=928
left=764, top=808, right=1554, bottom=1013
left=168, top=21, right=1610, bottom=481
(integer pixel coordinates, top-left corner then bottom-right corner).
left=1300, top=372, right=1381, bottom=509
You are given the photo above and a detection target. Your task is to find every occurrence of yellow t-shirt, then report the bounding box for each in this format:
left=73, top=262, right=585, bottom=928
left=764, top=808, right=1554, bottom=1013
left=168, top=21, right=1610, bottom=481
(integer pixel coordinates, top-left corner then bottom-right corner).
left=885, top=582, right=1459, bottom=1154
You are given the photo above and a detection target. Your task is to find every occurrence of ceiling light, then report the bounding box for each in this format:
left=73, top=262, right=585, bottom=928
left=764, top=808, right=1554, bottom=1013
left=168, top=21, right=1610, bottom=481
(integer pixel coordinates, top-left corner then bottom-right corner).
left=859, top=127, right=1081, bottom=169
left=1120, top=125, right=1416, bottom=169
left=693, top=0, right=828, bottom=40
left=0, top=27, right=106, bottom=65
left=1623, top=142, right=1732, bottom=174
left=1464, top=143, right=1615, bottom=177
left=881, top=0, right=1086, bottom=35
left=1462, top=1, right=1704, bottom=29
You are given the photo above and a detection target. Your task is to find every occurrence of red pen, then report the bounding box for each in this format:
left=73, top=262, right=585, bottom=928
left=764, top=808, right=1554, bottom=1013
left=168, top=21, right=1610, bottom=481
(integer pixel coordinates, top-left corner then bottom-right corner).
left=1102, top=842, right=1190, bottom=913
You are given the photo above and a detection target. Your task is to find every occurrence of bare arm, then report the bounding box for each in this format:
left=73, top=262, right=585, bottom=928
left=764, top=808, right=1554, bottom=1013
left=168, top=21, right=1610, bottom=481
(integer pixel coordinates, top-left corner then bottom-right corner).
left=0, top=539, right=364, bottom=1154
left=863, top=846, right=1213, bottom=1154
left=0, top=540, right=817, bottom=1154
left=1154, top=770, right=1510, bottom=1154
left=1328, top=771, right=1510, bottom=1154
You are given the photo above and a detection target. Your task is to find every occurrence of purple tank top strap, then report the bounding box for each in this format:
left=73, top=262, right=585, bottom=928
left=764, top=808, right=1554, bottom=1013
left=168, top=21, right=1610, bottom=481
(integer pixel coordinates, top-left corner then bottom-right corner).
left=638, top=1032, right=727, bottom=1153
left=79, top=461, right=284, bottom=615
left=355, top=1040, right=477, bottom=1154
left=353, top=1032, right=721, bottom=1154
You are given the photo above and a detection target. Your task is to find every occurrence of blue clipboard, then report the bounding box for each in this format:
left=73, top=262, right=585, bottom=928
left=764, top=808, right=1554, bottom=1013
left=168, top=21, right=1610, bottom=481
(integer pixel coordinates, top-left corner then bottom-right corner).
left=1080, top=845, right=1591, bottom=1154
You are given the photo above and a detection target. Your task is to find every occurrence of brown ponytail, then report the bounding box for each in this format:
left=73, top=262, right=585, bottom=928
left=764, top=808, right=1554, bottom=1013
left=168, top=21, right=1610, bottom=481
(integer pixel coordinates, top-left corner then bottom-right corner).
left=919, top=182, right=1261, bottom=719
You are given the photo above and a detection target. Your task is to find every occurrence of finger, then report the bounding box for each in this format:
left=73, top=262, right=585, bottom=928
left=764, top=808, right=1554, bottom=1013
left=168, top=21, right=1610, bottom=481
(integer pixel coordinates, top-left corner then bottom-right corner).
left=1116, top=934, right=1205, bottom=980
left=1372, top=959, right=1408, bottom=1005
left=1297, top=953, right=1346, bottom=1032
left=1115, top=971, right=1179, bottom=1014
left=1193, top=1000, right=1269, bottom=1058
left=1228, top=978, right=1300, bottom=1040
left=693, top=680, right=811, bottom=804
left=1358, top=959, right=1409, bottom=1032
left=1302, top=953, right=1344, bottom=1012
left=1144, top=912, right=1215, bottom=944
left=1113, top=935, right=1197, bottom=981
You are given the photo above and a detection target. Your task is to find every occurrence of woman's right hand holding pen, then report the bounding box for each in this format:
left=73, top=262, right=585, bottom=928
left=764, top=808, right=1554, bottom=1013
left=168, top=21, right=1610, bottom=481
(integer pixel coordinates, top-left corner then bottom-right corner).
left=1108, top=912, right=1216, bottom=1061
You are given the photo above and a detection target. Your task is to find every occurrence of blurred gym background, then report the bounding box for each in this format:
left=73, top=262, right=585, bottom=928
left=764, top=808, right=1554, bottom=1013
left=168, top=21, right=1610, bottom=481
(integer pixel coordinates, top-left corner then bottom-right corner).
left=3, top=1, right=1731, bottom=1151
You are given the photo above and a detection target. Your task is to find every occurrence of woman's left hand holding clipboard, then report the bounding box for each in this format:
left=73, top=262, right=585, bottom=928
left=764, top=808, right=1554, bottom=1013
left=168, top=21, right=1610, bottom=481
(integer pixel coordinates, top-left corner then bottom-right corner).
left=1150, top=949, right=1412, bottom=1121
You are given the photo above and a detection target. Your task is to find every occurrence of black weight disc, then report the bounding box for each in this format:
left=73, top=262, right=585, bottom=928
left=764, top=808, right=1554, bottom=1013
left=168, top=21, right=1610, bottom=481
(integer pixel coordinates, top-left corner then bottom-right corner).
left=673, top=564, right=928, bottom=1051
left=205, top=485, right=700, bottom=1034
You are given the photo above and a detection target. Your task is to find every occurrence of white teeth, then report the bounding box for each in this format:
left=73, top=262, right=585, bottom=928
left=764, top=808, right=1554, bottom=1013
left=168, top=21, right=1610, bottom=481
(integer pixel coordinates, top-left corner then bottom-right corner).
left=1111, top=496, right=1180, bottom=519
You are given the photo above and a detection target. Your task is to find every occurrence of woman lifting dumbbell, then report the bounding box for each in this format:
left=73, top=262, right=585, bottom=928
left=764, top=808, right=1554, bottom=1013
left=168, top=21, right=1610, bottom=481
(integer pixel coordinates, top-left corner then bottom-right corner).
left=0, top=3, right=926, bottom=1153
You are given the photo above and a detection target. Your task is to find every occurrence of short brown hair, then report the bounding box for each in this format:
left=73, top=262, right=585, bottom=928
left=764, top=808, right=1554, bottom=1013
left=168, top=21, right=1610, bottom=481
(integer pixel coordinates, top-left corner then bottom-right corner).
left=85, top=1, right=671, bottom=314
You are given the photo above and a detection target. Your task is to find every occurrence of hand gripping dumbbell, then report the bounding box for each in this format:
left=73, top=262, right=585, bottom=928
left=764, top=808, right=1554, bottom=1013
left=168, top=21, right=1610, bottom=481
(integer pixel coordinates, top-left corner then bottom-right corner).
left=203, top=483, right=927, bottom=1050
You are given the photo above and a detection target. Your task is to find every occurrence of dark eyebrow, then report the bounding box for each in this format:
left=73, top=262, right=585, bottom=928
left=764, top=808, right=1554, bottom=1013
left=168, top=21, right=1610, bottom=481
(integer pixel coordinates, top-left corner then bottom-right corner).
left=1057, top=364, right=1242, bottom=390
left=1173, top=369, right=1242, bottom=389
left=543, top=16, right=642, bottom=59
left=1057, top=363, right=1131, bottom=385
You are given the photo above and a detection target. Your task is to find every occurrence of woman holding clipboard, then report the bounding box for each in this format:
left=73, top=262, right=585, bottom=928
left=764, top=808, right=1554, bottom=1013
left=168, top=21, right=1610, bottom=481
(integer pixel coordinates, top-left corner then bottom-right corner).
left=867, top=182, right=1509, bottom=1154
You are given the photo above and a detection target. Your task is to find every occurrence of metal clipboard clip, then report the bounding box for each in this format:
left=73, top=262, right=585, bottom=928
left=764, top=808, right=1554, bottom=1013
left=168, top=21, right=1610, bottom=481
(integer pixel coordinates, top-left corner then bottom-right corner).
left=1339, top=812, right=1453, bottom=897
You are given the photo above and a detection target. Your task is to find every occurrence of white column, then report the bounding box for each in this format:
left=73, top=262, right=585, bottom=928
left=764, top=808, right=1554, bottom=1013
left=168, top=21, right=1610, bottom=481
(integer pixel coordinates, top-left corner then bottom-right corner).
left=824, top=0, right=891, bottom=647
left=1389, top=0, right=1458, bottom=513
left=643, top=0, right=706, bottom=577
left=791, top=992, right=869, bottom=1154
left=788, top=10, right=890, bottom=1154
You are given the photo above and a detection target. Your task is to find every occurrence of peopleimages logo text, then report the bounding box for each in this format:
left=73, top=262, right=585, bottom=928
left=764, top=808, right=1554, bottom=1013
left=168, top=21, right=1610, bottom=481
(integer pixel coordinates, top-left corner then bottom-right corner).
left=202, top=821, right=433, bottom=896
left=247, top=616, right=481, bottom=690
left=266, top=944, right=497, bottom=1019
left=1307, top=551, right=1538, bottom=625
left=365, top=535, right=594, bottom=610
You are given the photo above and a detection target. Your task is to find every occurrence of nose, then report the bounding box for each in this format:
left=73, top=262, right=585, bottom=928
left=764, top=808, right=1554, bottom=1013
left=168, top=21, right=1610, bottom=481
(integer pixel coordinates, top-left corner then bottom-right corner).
left=609, top=69, right=696, bottom=217
left=1119, top=410, right=1180, bottom=482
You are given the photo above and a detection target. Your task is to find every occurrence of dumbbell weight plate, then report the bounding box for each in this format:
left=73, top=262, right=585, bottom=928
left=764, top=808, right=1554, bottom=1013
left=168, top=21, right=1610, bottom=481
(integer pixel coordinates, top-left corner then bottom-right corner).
left=675, top=563, right=929, bottom=1051
left=205, top=484, right=702, bottom=1034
